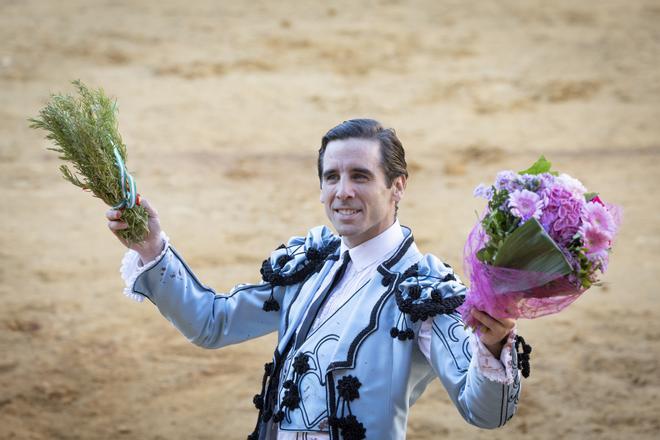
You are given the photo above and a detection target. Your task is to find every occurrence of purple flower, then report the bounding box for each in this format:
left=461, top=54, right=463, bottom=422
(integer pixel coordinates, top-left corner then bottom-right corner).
left=538, top=173, right=556, bottom=192
left=540, top=185, right=586, bottom=245
left=519, top=174, right=541, bottom=191
left=494, top=170, right=521, bottom=192
left=588, top=249, right=610, bottom=272
left=508, top=189, right=543, bottom=221
left=557, top=173, right=587, bottom=197
left=473, top=183, right=494, bottom=200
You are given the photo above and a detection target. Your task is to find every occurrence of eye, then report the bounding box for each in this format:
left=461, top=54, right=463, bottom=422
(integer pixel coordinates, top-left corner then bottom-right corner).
left=352, top=173, right=369, bottom=182
left=324, top=173, right=339, bottom=182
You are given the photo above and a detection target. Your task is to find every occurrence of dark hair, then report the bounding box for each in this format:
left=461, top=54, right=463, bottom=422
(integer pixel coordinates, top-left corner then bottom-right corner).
left=317, top=118, right=408, bottom=188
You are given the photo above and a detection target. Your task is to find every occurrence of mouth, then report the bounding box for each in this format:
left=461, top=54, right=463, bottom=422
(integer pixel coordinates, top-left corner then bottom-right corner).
left=334, top=208, right=362, bottom=219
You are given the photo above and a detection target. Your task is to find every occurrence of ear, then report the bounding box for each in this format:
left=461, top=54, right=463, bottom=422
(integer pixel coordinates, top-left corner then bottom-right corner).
left=320, top=187, right=325, bottom=204
left=391, top=175, right=407, bottom=203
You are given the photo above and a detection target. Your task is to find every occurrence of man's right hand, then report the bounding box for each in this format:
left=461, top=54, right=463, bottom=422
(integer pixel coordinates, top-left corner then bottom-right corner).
left=106, top=197, right=165, bottom=263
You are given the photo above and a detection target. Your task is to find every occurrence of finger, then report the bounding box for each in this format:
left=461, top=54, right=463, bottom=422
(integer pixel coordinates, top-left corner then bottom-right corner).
left=105, top=209, right=123, bottom=220
left=108, top=220, right=129, bottom=231
left=472, top=309, right=515, bottom=330
left=499, top=318, right=516, bottom=331
left=139, top=197, right=158, bottom=218
left=471, top=309, right=504, bottom=332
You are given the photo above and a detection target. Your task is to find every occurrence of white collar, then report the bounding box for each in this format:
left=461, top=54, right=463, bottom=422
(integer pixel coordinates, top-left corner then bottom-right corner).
left=339, top=219, right=405, bottom=272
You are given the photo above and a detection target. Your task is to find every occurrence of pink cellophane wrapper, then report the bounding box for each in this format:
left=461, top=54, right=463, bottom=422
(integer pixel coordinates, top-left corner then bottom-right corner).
left=458, top=222, right=585, bottom=329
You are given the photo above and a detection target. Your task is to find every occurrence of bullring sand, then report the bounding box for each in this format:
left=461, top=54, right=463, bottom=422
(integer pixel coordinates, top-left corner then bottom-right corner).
left=1, top=1, right=659, bottom=439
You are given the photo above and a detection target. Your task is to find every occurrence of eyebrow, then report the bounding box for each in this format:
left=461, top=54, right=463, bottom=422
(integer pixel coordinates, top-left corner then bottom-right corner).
left=322, top=167, right=375, bottom=179
left=352, top=167, right=375, bottom=177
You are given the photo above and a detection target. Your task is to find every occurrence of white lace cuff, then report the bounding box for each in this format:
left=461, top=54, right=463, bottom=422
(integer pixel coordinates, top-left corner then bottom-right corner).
left=470, top=330, right=517, bottom=385
left=119, top=231, right=170, bottom=302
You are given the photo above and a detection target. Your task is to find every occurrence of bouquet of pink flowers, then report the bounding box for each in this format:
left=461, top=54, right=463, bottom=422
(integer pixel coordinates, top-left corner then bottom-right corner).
left=458, top=156, right=622, bottom=329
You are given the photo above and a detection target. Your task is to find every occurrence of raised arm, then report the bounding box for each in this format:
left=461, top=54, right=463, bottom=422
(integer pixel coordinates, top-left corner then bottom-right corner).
left=106, top=197, right=282, bottom=348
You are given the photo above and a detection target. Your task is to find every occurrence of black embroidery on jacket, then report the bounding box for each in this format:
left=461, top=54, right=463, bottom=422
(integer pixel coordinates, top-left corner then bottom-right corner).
left=515, top=335, right=532, bottom=378
left=329, top=375, right=366, bottom=440
left=260, top=240, right=341, bottom=312
left=279, top=353, right=309, bottom=412
left=248, top=360, right=274, bottom=439
left=390, top=263, right=465, bottom=341
left=248, top=339, right=293, bottom=440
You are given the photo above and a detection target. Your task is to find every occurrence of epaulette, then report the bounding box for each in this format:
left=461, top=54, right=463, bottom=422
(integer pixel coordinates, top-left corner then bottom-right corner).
left=390, top=256, right=466, bottom=340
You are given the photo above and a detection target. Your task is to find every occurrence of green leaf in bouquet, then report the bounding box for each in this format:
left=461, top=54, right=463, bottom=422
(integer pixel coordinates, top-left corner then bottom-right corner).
left=477, top=247, right=494, bottom=263
left=518, top=155, right=558, bottom=176
left=493, top=218, right=572, bottom=276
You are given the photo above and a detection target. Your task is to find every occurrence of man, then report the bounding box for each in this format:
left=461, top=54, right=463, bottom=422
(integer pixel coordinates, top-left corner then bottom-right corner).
left=108, top=119, right=522, bottom=439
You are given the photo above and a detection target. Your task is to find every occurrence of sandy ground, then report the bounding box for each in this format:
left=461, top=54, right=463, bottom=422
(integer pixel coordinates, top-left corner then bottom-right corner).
left=1, top=0, right=659, bottom=439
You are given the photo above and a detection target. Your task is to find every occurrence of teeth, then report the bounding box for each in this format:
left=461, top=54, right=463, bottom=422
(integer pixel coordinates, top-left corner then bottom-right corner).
left=338, top=209, right=358, bottom=215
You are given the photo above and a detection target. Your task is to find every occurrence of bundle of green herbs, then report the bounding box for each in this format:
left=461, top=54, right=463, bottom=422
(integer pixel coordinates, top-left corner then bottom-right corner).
left=29, top=80, right=148, bottom=244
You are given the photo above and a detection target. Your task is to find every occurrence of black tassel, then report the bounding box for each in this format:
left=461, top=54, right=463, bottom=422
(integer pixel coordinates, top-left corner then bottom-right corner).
left=515, top=335, right=532, bottom=378
left=330, top=375, right=367, bottom=440
left=264, top=362, right=273, bottom=375
left=282, top=388, right=301, bottom=409
left=292, top=353, right=310, bottom=375
left=260, top=259, right=274, bottom=282
left=263, top=285, right=280, bottom=312
left=339, top=415, right=366, bottom=440
left=337, top=375, right=361, bottom=401
left=262, top=297, right=280, bottom=312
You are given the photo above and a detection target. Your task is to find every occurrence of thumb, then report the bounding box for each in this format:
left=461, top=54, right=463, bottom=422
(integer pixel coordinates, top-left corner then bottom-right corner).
left=138, top=196, right=158, bottom=218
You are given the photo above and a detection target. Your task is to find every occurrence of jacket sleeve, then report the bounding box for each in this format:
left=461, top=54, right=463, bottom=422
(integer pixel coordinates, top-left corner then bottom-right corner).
left=128, top=243, right=281, bottom=349
left=428, top=309, right=521, bottom=428
left=398, top=254, right=521, bottom=428
left=123, top=230, right=317, bottom=349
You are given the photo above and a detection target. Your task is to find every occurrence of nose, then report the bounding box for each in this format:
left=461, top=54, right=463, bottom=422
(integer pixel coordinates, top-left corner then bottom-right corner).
left=336, top=177, right=354, bottom=200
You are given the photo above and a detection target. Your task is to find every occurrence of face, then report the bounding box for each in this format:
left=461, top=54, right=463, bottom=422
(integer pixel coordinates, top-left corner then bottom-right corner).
left=320, top=138, right=406, bottom=248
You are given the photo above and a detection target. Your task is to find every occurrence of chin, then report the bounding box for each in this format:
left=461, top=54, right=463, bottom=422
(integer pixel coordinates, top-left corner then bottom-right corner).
left=333, top=224, right=358, bottom=237
left=332, top=220, right=363, bottom=237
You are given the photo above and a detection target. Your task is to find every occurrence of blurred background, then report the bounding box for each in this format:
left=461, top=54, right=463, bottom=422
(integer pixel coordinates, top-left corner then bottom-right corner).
left=1, top=0, right=659, bottom=438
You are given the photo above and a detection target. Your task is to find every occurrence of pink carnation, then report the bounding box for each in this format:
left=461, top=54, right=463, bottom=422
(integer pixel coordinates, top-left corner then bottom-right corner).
left=580, top=222, right=611, bottom=255
left=606, top=203, right=623, bottom=235
left=583, top=202, right=616, bottom=235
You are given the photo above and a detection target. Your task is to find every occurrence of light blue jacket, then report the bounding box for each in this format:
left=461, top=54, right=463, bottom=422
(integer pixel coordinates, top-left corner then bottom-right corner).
left=130, top=225, right=521, bottom=439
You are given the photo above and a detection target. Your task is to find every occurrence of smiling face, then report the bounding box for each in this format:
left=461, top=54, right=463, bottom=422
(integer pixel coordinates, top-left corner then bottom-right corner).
left=320, top=138, right=406, bottom=248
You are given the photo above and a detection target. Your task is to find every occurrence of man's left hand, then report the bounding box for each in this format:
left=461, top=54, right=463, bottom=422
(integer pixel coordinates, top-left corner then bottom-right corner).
left=470, top=309, right=515, bottom=358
